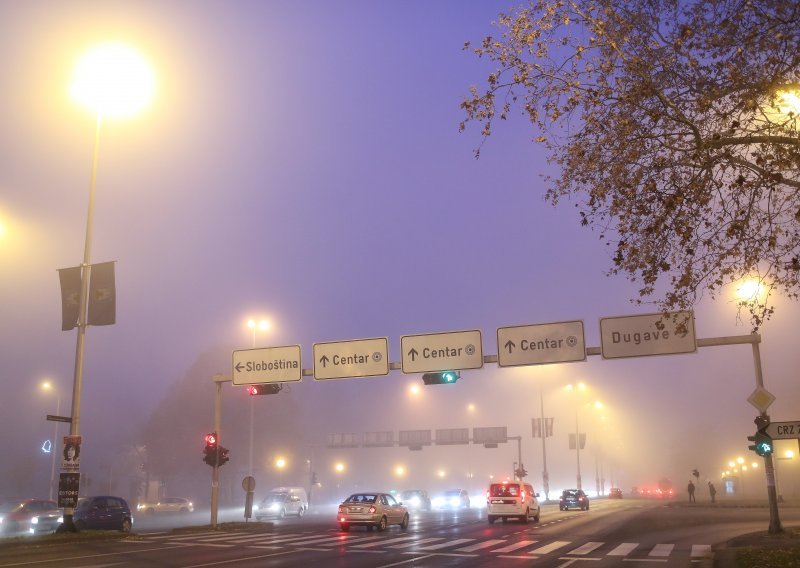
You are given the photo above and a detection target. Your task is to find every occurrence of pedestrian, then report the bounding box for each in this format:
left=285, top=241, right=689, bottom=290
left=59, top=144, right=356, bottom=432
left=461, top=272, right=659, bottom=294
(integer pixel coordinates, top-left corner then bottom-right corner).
left=687, top=480, right=696, bottom=503
left=708, top=481, right=717, bottom=503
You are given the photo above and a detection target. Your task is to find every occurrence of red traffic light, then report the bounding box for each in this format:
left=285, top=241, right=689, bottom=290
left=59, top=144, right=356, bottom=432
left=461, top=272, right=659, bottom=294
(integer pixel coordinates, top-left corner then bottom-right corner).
left=205, top=432, right=217, bottom=446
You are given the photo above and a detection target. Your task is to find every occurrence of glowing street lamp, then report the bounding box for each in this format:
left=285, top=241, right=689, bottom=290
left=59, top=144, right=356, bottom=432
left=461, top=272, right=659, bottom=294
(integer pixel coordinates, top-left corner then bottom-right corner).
left=64, top=42, right=154, bottom=531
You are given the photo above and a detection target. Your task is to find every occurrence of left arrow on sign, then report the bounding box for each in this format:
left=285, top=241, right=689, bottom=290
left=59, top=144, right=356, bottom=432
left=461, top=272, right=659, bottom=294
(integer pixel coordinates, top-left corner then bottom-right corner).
left=235, top=362, right=245, bottom=372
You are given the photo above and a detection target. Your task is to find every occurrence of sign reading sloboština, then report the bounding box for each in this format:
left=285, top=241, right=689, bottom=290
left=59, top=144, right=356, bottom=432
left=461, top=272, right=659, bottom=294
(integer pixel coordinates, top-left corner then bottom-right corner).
left=232, top=346, right=302, bottom=385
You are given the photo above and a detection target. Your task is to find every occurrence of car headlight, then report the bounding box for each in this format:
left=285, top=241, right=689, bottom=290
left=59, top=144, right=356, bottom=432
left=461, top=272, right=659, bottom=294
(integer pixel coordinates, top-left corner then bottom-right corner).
left=269, top=503, right=280, bottom=511
left=253, top=504, right=259, bottom=511
left=432, top=497, right=443, bottom=507
left=31, top=516, right=39, bottom=525
left=410, top=497, right=420, bottom=506
left=449, top=497, right=460, bottom=507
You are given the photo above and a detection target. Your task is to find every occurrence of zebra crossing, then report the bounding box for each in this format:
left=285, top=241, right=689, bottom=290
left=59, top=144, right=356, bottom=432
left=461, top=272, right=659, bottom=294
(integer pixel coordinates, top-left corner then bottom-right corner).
left=145, top=530, right=713, bottom=560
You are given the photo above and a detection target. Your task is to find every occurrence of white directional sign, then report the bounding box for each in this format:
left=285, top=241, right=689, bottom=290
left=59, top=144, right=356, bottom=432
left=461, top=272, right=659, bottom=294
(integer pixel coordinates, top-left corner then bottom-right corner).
left=497, top=320, right=586, bottom=367
left=232, top=346, right=302, bottom=385
left=600, top=311, right=696, bottom=359
left=765, top=421, right=800, bottom=440
left=400, top=329, right=483, bottom=374
left=313, top=337, right=389, bottom=380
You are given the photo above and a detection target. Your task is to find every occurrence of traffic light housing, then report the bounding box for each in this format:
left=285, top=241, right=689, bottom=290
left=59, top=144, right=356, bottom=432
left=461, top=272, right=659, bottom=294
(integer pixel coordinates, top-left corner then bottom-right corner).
left=515, top=466, right=528, bottom=479
left=247, top=384, right=282, bottom=395
left=203, top=432, right=218, bottom=466
left=422, top=371, right=460, bottom=385
left=218, top=446, right=230, bottom=466
left=748, top=416, right=773, bottom=457
left=748, top=431, right=773, bottom=456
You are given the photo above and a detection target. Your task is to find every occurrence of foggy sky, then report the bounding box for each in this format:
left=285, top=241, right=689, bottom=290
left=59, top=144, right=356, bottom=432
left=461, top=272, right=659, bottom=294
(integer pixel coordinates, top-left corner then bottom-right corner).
left=1, top=0, right=799, bottom=503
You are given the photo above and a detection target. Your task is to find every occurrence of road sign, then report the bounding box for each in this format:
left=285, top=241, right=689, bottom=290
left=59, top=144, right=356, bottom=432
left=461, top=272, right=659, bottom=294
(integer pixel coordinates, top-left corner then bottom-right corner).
left=313, top=337, right=389, bottom=380
left=46, top=414, right=72, bottom=423
left=400, top=329, right=483, bottom=374
left=497, top=320, right=586, bottom=367
left=599, top=311, right=696, bottom=359
left=765, top=421, right=800, bottom=440
left=232, top=345, right=302, bottom=385
left=748, top=387, right=776, bottom=413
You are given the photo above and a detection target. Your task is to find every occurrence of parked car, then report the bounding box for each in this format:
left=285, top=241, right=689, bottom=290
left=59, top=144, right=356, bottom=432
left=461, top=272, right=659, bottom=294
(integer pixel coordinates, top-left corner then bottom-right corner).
left=255, top=487, right=308, bottom=520
left=337, top=492, right=409, bottom=532
left=559, top=489, right=590, bottom=511
left=432, top=489, right=470, bottom=509
left=609, top=488, right=623, bottom=499
left=398, top=490, right=431, bottom=511
left=0, top=499, right=59, bottom=536
left=73, top=496, right=133, bottom=532
left=486, top=481, right=540, bottom=523
left=137, top=497, right=194, bottom=514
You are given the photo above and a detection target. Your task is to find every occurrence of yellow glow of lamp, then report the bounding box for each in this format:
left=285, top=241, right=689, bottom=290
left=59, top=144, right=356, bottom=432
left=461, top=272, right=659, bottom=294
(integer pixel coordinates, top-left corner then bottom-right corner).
left=71, top=43, right=155, bottom=119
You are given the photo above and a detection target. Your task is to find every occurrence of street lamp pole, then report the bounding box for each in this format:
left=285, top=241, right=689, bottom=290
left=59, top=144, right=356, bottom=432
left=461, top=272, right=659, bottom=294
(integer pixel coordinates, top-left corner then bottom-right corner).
left=49, top=395, right=60, bottom=501
left=539, top=387, right=550, bottom=500
left=575, top=407, right=582, bottom=490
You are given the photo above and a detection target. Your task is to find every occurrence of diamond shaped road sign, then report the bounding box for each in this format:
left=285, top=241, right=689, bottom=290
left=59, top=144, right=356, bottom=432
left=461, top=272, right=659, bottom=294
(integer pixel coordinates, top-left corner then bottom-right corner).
left=747, top=387, right=776, bottom=413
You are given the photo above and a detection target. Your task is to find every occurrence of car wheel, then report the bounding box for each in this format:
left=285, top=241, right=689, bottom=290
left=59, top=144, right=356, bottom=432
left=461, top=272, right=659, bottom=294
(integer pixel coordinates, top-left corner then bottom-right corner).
left=488, top=515, right=496, bottom=524
left=377, top=516, right=388, bottom=532
left=278, top=508, right=286, bottom=519
left=297, top=506, right=305, bottom=519
left=533, top=508, right=540, bottom=522
left=340, top=523, right=350, bottom=532
left=121, top=518, right=132, bottom=533
left=179, top=507, right=188, bottom=513
left=367, top=525, right=374, bottom=531
left=147, top=507, right=155, bottom=515
left=400, top=513, right=409, bottom=530
left=521, top=508, right=530, bottom=523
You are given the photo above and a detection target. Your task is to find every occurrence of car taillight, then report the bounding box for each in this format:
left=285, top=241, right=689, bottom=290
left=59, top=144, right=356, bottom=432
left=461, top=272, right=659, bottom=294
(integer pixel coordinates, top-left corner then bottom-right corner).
left=521, top=490, right=526, bottom=501
left=578, top=497, right=584, bottom=501
left=369, top=506, right=376, bottom=514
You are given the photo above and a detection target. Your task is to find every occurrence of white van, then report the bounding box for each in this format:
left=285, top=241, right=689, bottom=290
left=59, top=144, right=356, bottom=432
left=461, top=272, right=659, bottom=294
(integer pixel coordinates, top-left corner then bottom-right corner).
left=255, top=486, right=309, bottom=520
left=486, top=481, right=540, bottom=523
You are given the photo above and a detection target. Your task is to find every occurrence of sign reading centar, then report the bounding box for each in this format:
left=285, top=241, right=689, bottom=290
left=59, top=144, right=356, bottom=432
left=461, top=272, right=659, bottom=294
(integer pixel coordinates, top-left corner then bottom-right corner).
left=600, top=310, right=696, bottom=359
left=400, top=329, right=483, bottom=374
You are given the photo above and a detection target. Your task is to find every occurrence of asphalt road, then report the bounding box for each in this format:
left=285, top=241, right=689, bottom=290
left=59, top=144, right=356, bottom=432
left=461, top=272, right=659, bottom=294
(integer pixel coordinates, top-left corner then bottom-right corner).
left=2, top=499, right=799, bottom=567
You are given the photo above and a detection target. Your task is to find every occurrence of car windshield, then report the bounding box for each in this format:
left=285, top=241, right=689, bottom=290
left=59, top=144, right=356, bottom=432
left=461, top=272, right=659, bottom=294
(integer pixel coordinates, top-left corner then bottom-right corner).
left=345, top=494, right=377, bottom=504
left=563, top=490, right=580, bottom=497
left=400, top=491, right=420, bottom=498
left=489, top=484, right=520, bottom=497
left=443, top=490, right=461, bottom=497
left=263, top=493, right=287, bottom=503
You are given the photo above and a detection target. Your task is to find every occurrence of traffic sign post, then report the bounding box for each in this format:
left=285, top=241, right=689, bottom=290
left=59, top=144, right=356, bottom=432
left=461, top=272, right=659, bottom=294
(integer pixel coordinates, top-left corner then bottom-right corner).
left=313, top=337, right=389, bottom=380
left=497, top=320, right=586, bottom=367
left=599, top=311, right=696, bottom=359
left=400, top=329, right=483, bottom=374
left=232, top=346, right=302, bottom=385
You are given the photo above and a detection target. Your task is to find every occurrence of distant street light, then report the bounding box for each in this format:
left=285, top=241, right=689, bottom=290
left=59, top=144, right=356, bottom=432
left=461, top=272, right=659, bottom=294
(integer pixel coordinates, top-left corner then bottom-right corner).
left=275, top=457, right=287, bottom=486
left=65, top=43, right=154, bottom=530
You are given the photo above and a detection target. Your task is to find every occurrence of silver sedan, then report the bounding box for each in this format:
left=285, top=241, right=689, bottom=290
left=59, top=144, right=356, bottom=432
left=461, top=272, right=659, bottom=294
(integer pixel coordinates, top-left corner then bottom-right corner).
left=337, top=492, right=409, bottom=532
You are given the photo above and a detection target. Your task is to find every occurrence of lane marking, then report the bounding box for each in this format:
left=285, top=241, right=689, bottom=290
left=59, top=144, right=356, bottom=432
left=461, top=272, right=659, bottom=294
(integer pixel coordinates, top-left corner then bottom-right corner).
left=608, top=542, right=638, bottom=556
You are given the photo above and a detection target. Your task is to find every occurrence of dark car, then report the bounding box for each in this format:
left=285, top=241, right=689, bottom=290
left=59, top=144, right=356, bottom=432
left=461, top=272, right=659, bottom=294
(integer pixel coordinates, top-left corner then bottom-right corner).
left=398, top=490, right=431, bottom=511
left=559, top=489, right=590, bottom=511
left=73, top=496, right=133, bottom=532
left=0, top=499, right=59, bottom=536
left=609, top=488, right=623, bottom=499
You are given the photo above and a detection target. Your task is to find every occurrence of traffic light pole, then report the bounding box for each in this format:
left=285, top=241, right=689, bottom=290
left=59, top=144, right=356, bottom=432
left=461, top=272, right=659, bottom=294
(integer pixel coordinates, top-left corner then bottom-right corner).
left=749, top=340, right=783, bottom=535
left=210, top=375, right=226, bottom=529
